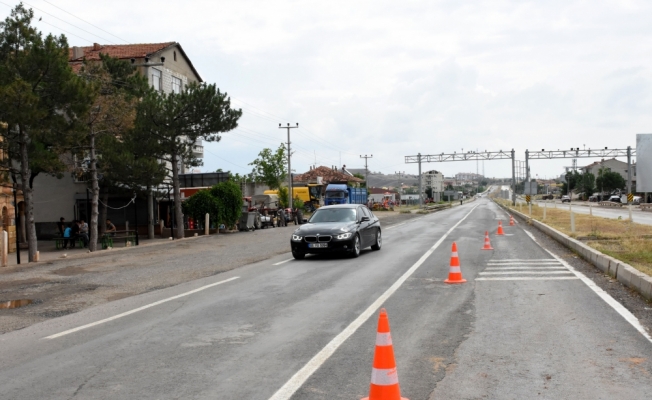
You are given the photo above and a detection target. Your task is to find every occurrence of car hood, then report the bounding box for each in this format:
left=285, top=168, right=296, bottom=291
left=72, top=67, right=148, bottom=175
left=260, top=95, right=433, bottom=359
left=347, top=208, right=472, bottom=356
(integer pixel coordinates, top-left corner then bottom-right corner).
left=294, top=222, right=357, bottom=236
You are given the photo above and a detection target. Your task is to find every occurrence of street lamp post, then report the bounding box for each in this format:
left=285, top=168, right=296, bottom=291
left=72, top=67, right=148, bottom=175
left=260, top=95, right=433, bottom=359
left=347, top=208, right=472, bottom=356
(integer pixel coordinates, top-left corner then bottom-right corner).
left=279, top=123, right=299, bottom=212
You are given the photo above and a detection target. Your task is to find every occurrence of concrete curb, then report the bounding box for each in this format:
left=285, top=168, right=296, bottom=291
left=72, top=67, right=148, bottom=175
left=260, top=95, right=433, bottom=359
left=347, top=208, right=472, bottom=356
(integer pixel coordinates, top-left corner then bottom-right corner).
left=495, top=201, right=652, bottom=301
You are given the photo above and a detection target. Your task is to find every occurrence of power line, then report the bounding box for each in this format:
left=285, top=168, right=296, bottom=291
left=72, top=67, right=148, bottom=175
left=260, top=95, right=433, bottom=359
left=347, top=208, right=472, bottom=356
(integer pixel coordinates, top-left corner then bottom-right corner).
left=22, top=1, right=117, bottom=44
left=41, top=0, right=129, bottom=43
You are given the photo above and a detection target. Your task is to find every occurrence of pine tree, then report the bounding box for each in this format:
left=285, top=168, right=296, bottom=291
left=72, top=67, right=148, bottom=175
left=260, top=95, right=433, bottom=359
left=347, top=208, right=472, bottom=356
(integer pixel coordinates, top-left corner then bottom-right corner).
left=0, top=4, right=92, bottom=261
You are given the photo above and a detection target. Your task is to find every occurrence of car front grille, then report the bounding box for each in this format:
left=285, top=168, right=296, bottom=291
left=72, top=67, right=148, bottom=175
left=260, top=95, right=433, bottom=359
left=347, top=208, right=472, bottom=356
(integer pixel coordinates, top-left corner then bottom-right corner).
left=305, top=235, right=332, bottom=243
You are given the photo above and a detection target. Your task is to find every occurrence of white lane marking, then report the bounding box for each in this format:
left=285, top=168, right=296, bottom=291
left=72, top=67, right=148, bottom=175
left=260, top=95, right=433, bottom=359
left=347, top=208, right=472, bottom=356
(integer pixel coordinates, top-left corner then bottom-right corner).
left=44, top=277, right=240, bottom=340
left=385, top=222, right=406, bottom=230
left=485, top=267, right=568, bottom=271
left=476, top=277, right=579, bottom=281
left=487, top=262, right=561, bottom=266
left=523, top=230, right=652, bottom=344
left=267, top=204, right=481, bottom=400
left=273, top=259, right=293, bottom=266
left=490, top=259, right=557, bottom=262
left=479, top=271, right=573, bottom=275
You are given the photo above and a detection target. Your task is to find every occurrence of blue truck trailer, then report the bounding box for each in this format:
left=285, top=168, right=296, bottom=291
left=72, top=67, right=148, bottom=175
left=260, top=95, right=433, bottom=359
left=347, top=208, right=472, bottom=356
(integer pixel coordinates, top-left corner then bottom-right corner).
left=324, top=184, right=368, bottom=205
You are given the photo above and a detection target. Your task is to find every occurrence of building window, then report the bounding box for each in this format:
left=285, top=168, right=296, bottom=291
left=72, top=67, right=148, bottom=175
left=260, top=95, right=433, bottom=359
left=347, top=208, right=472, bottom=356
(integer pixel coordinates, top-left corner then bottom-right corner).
left=172, top=76, right=182, bottom=94
left=151, top=68, right=162, bottom=91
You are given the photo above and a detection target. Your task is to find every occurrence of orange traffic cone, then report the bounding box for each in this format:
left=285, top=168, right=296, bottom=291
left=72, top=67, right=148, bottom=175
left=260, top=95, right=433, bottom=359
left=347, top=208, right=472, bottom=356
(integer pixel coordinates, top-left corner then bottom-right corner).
left=509, top=215, right=515, bottom=226
left=363, top=309, right=408, bottom=400
left=481, top=231, right=493, bottom=250
left=497, top=221, right=505, bottom=235
left=444, top=242, right=466, bottom=284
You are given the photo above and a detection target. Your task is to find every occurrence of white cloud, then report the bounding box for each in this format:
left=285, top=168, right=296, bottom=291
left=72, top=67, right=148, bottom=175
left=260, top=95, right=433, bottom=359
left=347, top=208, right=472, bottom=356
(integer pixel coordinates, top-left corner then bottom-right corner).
left=16, top=0, right=652, bottom=179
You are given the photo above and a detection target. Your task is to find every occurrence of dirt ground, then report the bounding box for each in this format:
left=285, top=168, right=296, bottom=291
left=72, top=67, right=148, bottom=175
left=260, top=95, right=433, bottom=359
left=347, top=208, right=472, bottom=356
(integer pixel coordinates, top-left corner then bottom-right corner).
left=0, top=212, right=421, bottom=334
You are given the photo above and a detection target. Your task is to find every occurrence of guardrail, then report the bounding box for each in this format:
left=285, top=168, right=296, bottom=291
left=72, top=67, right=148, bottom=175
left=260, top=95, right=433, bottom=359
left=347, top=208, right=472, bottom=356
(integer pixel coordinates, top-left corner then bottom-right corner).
left=598, top=201, right=623, bottom=207
left=640, top=204, right=652, bottom=211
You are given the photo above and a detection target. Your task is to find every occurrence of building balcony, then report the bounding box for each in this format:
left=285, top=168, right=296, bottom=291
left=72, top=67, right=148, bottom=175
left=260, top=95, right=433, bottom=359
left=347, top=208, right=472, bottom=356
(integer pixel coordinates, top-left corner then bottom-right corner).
left=193, top=145, right=204, bottom=158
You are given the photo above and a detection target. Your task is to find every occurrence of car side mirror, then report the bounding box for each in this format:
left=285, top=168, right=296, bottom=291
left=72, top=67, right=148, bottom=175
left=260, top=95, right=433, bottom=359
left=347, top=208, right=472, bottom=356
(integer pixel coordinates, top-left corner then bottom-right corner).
left=360, top=216, right=370, bottom=222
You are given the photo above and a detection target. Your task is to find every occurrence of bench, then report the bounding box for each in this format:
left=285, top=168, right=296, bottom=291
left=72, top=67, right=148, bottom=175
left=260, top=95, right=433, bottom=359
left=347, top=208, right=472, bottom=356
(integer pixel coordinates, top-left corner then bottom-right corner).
left=54, top=236, right=85, bottom=250
left=101, top=232, right=137, bottom=249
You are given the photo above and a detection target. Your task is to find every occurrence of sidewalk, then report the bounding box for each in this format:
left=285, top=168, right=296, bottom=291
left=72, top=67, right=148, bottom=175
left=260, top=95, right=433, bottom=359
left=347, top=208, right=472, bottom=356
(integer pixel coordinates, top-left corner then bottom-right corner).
left=6, top=236, right=175, bottom=267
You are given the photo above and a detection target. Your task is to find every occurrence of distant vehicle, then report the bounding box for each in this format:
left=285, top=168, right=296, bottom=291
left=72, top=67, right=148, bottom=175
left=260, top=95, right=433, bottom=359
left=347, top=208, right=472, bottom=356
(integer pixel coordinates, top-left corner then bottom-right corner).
left=561, top=195, right=571, bottom=203
left=588, top=195, right=598, bottom=202
left=608, top=195, right=621, bottom=203
left=541, top=194, right=554, bottom=200
left=290, top=204, right=381, bottom=259
left=324, top=184, right=367, bottom=206
left=633, top=196, right=642, bottom=205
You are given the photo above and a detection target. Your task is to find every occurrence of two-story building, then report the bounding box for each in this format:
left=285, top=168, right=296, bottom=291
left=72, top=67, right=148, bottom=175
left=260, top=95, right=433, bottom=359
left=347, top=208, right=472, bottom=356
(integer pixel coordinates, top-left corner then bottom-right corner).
left=32, top=42, right=204, bottom=237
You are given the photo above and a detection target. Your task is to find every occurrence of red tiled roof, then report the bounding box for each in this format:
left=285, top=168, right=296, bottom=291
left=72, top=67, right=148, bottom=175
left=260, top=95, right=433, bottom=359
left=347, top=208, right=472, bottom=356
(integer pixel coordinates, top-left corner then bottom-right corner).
left=294, top=166, right=363, bottom=183
left=68, top=42, right=175, bottom=61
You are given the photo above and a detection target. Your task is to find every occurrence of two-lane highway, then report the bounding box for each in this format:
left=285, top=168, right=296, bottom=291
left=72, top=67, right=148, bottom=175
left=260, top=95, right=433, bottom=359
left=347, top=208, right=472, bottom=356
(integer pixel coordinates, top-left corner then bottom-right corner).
left=1, top=199, right=650, bottom=399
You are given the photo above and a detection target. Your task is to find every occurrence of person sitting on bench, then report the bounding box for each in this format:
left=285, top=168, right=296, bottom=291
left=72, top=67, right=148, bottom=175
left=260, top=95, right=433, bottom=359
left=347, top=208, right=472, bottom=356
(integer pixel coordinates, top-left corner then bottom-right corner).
left=105, top=219, right=117, bottom=236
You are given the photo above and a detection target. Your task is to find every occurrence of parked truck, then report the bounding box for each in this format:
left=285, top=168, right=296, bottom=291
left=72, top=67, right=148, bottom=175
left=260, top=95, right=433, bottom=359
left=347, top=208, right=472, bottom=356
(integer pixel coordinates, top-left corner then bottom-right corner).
left=324, top=183, right=367, bottom=205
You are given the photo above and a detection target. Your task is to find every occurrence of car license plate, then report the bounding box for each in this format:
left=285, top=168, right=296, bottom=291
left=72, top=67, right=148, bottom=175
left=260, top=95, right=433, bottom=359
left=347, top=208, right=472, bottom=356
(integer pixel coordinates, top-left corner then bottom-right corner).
left=309, top=243, right=328, bottom=248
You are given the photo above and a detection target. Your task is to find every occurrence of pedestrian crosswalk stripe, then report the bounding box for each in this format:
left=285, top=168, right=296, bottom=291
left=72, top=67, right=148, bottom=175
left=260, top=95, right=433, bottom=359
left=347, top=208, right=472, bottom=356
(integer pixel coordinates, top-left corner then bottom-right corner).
left=485, top=266, right=567, bottom=270
left=479, top=271, right=574, bottom=275
left=476, top=276, right=579, bottom=281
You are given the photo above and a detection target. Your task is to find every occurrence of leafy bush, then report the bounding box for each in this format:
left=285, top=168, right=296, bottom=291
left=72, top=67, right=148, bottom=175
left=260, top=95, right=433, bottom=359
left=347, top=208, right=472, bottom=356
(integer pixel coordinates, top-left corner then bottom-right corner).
left=182, top=190, right=219, bottom=223
left=292, top=197, right=305, bottom=210
left=278, top=186, right=289, bottom=208
left=210, top=180, right=243, bottom=226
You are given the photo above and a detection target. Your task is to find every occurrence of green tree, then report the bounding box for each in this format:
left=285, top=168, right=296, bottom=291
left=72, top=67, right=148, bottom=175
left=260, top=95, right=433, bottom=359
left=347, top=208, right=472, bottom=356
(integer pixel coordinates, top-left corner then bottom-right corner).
left=135, top=82, right=242, bottom=238
left=209, top=180, right=243, bottom=228
left=596, top=168, right=626, bottom=193
left=278, top=186, right=289, bottom=208
left=181, top=190, right=219, bottom=226
left=0, top=4, right=92, bottom=261
left=249, top=144, right=287, bottom=189
left=353, top=173, right=366, bottom=188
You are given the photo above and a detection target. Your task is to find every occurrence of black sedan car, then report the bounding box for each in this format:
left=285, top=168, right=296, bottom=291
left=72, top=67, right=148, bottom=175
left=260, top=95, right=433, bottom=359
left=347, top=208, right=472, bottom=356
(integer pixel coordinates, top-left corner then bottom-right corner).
left=290, top=204, right=381, bottom=259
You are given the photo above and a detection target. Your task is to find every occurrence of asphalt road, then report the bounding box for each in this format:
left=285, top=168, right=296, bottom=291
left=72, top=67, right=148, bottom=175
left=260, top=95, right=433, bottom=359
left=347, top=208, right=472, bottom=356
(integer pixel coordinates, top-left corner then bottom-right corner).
left=532, top=200, right=652, bottom=225
left=1, top=199, right=651, bottom=399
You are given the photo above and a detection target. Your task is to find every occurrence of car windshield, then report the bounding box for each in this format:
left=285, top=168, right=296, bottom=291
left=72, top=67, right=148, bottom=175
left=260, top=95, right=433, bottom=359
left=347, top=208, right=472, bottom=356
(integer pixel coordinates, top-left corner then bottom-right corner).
left=309, top=208, right=357, bottom=223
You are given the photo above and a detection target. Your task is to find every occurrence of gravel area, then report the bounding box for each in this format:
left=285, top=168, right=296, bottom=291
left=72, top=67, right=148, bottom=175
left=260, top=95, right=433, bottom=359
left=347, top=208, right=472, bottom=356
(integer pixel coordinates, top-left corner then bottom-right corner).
left=0, top=212, right=421, bottom=334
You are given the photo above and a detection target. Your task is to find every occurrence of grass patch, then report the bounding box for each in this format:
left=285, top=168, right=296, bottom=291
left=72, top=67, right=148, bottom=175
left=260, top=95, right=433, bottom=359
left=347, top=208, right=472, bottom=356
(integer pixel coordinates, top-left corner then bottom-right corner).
left=494, top=198, right=652, bottom=277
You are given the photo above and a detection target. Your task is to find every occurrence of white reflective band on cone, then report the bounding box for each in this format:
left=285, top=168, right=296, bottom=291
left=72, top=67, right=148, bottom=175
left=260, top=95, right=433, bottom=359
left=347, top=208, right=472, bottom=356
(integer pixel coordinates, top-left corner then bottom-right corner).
left=451, top=252, right=459, bottom=257
left=449, top=267, right=461, bottom=273
left=370, top=367, right=399, bottom=386
left=375, top=332, right=392, bottom=346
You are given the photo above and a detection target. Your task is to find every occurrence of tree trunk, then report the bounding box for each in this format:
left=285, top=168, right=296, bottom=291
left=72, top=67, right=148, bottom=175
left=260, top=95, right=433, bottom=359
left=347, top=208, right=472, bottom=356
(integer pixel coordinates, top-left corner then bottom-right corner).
left=18, top=127, right=37, bottom=262
left=89, top=133, right=99, bottom=252
left=171, top=152, right=184, bottom=238
left=147, top=185, right=154, bottom=239
left=100, top=186, right=108, bottom=234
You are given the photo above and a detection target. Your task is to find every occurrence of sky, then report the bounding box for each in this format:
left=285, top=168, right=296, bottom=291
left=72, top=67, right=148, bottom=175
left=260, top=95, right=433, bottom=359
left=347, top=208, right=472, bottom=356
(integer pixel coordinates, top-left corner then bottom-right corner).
left=3, top=0, right=651, bottom=181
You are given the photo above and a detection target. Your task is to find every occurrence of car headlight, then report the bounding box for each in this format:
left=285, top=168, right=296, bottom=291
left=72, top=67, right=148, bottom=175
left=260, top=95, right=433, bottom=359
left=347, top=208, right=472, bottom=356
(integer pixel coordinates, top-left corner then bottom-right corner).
left=292, top=235, right=303, bottom=241
left=336, top=232, right=352, bottom=240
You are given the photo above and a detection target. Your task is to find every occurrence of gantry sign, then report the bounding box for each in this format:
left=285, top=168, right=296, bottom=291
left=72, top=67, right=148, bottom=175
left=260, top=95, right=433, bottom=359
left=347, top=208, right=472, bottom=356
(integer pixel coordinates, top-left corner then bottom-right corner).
left=405, top=150, right=517, bottom=206
left=525, top=147, right=636, bottom=200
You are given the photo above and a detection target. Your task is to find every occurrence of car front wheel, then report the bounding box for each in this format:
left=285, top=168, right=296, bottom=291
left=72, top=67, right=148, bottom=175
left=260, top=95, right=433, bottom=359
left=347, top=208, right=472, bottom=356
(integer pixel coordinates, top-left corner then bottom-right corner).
left=371, top=230, right=382, bottom=251
left=350, top=234, right=361, bottom=258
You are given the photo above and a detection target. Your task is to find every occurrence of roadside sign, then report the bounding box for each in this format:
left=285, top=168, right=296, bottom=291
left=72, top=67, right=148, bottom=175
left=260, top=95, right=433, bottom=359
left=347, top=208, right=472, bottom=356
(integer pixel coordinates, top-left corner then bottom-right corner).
left=627, top=193, right=633, bottom=203
left=525, top=195, right=531, bottom=203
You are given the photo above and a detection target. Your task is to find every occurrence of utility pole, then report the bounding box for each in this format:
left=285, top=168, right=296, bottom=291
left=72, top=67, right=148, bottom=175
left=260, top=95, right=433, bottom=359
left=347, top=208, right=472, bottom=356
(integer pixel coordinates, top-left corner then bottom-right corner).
left=627, top=146, right=632, bottom=201
left=360, top=154, right=373, bottom=189
left=279, top=123, right=299, bottom=211
left=395, top=171, right=404, bottom=206
left=511, top=149, right=516, bottom=206
left=418, top=153, right=422, bottom=208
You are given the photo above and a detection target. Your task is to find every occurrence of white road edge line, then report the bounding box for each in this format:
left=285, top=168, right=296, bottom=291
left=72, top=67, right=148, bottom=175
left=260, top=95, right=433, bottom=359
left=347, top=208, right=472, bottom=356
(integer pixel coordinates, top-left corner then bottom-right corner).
left=479, top=271, right=573, bottom=275
left=44, top=276, right=240, bottom=340
left=523, top=229, right=652, bottom=344
left=485, top=267, right=567, bottom=270
left=267, top=204, right=481, bottom=400
left=273, top=259, right=293, bottom=266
